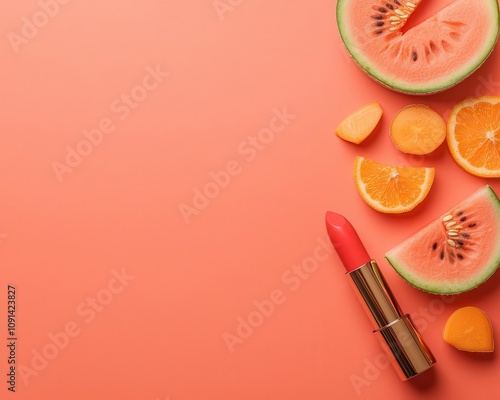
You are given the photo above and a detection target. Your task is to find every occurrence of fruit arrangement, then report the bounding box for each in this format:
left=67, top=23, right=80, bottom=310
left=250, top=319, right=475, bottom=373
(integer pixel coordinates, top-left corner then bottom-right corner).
left=333, top=0, right=500, bottom=356
left=337, top=97, right=500, bottom=213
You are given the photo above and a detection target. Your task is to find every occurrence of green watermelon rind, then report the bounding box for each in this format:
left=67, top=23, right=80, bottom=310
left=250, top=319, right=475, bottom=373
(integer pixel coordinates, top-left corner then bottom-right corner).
left=385, top=186, right=500, bottom=295
left=336, top=0, right=500, bottom=95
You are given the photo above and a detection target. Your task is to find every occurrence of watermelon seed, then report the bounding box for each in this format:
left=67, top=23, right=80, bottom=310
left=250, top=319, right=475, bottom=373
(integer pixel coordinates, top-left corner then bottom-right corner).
left=375, top=30, right=384, bottom=35
left=457, top=253, right=464, bottom=260
left=456, top=211, right=463, bottom=216
left=425, top=48, right=432, bottom=63
left=394, top=0, right=401, bottom=5
left=375, top=21, right=385, bottom=27
left=441, top=40, right=452, bottom=52
left=386, top=3, right=394, bottom=10
left=406, top=2, right=415, bottom=9
left=412, top=52, right=417, bottom=61
left=378, top=7, right=388, bottom=13
left=373, top=14, right=383, bottom=20
left=447, top=239, right=457, bottom=247
left=460, top=216, right=466, bottom=222
left=469, top=223, right=476, bottom=227
left=457, top=240, right=464, bottom=246
left=440, top=251, right=445, bottom=260
left=446, top=221, right=457, bottom=228
left=432, top=242, right=437, bottom=250
left=390, top=16, right=401, bottom=21
left=462, top=233, right=470, bottom=238
left=442, top=214, right=453, bottom=222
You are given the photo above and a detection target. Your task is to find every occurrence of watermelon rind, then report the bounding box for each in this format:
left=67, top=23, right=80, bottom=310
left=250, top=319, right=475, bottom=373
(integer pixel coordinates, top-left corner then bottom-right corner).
left=336, top=0, right=500, bottom=95
left=385, top=186, right=500, bottom=294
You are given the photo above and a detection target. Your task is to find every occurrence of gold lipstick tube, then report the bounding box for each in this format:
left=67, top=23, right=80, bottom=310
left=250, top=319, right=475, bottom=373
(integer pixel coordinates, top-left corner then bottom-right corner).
left=347, top=260, right=436, bottom=380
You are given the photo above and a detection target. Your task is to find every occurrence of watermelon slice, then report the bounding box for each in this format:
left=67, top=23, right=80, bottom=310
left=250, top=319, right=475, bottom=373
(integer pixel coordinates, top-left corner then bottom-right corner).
left=336, top=0, right=500, bottom=94
left=385, top=186, right=500, bottom=294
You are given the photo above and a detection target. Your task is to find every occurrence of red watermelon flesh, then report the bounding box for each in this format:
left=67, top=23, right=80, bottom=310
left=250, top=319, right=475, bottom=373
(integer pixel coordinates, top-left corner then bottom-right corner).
left=337, top=0, right=500, bottom=94
left=385, top=185, right=500, bottom=294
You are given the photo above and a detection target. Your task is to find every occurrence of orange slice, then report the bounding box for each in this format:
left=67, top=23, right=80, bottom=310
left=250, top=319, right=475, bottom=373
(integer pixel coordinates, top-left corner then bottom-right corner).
left=447, top=96, right=500, bottom=177
left=336, top=102, right=383, bottom=144
left=443, top=306, right=494, bottom=352
left=390, top=104, right=446, bottom=155
left=354, top=156, right=435, bottom=213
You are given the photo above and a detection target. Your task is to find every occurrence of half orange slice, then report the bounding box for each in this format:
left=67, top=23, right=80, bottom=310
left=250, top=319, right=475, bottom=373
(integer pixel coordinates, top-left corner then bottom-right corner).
left=447, top=96, right=500, bottom=177
left=354, top=157, right=435, bottom=213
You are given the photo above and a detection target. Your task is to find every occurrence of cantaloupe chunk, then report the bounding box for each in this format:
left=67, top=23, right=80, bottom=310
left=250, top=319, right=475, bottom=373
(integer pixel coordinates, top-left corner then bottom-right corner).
left=390, top=104, right=446, bottom=155
left=335, top=102, right=383, bottom=144
left=443, top=306, right=494, bottom=352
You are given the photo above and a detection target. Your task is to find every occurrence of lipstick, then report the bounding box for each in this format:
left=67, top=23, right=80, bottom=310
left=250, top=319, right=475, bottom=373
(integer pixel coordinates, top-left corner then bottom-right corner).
left=325, top=211, right=435, bottom=380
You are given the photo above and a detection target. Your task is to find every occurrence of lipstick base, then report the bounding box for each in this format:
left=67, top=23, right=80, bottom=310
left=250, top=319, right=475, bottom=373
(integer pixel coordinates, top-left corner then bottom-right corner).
left=346, top=261, right=436, bottom=380
left=374, top=314, right=435, bottom=380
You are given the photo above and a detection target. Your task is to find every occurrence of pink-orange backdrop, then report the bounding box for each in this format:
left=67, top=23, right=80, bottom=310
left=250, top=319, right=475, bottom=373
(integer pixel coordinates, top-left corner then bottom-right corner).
left=2, top=0, right=500, bottom=399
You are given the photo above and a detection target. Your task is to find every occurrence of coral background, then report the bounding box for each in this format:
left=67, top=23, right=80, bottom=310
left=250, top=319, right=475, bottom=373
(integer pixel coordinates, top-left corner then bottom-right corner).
left=1, top=0, right=499, bottom=399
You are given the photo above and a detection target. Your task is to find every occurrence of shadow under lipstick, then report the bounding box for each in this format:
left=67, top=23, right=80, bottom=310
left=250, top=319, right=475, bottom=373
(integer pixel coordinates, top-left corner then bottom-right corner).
left=325, top=211, right=435, bottom=380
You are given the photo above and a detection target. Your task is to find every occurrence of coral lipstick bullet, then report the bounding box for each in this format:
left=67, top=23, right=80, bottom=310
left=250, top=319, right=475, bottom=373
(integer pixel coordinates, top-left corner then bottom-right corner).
left=325, top=211, right=435, bottom=380
left=325, top=211, right=371, bottom=272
